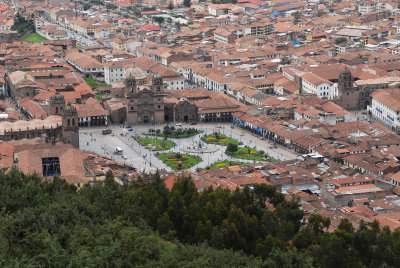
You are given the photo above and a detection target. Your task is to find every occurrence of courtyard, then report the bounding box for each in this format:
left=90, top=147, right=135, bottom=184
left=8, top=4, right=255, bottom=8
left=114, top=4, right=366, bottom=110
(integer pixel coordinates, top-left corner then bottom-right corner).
left=79, top=123, right=298, bottom=173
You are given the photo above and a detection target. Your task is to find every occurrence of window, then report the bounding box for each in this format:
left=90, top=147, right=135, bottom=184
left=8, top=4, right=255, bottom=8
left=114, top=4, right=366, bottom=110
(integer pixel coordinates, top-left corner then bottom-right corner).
left=67, top=119, right=70, bottom=126
left=42, top=157, right=61, bottom=177
left=158, top=105, right=160, bottom=108
left=72, top=119, right=75, bottom=126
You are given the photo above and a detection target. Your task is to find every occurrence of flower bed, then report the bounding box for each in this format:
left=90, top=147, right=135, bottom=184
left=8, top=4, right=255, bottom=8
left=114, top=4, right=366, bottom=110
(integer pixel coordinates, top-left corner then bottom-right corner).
left=135, top=137, right=175, bottom=151
left=206, top=161, right=247, bottom=170
left=202, top=133, right=240, bottom=146
left=157, top=153, right=202, bottom=171
left=227, top=147, right=277, bottom=162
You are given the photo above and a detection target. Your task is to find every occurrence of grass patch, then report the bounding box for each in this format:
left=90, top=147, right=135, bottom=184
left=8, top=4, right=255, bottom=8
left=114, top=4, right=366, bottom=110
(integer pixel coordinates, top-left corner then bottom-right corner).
left=96, top=93, right=106, bottom=102
left=84, top=77, right=110, bottom=89
left=206, top=161, right=246, bottom=170
left=227, top=147, right=277, bottom=162
left=76, top=45, right=82, bottom=50
left=157, top=153, right=202, bottom=171
left=202, top=132, right=239, bottom=146
left=24, top=33, right=47, bottom=43
left=135, top=137, right=175, bottom=151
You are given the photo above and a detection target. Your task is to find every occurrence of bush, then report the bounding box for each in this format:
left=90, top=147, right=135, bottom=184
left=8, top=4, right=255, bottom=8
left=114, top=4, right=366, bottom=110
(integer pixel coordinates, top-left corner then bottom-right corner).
left=335, top=37, right=347, bottom=45
left=226, top=143, right=239, bottom=154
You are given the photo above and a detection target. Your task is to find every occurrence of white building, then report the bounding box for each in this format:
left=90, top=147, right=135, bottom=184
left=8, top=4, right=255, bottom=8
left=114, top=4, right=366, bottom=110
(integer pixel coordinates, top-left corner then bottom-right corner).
left=369, top=89, right=400, bottom=133
left=104, top=59, right=132, bottom=84
left=205, top=73, right=234, bottom=92
left=358, top=2, right=378, bottom=14
left=300, top=72, right=336, bottom=99
left=163, top=77, right=186, bottom=90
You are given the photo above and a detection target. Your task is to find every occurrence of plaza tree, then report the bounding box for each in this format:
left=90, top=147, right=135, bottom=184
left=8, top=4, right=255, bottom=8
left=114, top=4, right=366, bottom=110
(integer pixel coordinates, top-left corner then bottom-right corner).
left=154, top=16, right=165, bottom=26
left=226, top=143, right=238, bottom=154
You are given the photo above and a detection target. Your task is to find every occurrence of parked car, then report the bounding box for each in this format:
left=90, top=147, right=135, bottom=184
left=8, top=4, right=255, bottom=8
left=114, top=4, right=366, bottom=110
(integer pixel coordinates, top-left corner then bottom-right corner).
left=190, top=122, right=197, bottom=125
left=122, top=155, right=128, bottom=160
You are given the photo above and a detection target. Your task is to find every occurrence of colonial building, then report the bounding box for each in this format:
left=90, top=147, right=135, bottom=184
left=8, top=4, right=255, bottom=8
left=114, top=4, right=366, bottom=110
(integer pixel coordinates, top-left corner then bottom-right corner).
left=125, top=73, right=166, bottom=124
left=106, top=70, right=241, bottom=124
left=7, top=71, right=42, bottom=101
left=334, top=67, right=400, bottom=110
left=164, top=95, right=198, bottom=123
left=0, top=110, right=79, bottom=148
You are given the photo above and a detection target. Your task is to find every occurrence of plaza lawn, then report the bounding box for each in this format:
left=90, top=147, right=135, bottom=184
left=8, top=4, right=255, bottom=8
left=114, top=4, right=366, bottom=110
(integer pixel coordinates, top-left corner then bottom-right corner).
left=84, top=77, right=110, bottom=89
left=24, top=33, right=47, bottom=43
left=135, top=137, right=175, bottom=151
left=228, top=147, right=277, bottom=162
left=157, top=153, right=202, bottom=171
left=206, top=161, right=246, bottom=170
left=202, top=133, right=239, bottom=146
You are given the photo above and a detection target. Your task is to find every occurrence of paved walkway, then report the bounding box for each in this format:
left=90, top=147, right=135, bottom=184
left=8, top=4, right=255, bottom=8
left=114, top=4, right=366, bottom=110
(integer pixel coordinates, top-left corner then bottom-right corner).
left=79, top=123, right=299, bottom=173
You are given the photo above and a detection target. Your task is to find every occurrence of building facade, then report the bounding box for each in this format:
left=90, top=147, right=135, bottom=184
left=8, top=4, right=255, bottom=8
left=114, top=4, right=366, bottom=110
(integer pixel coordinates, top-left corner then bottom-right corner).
left=125, top=75, right=166, bottom=124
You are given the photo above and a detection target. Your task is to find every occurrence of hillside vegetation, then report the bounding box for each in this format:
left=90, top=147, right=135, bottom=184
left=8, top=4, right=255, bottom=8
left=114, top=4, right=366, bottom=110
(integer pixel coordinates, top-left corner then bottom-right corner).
left=0, top=169, right=399, bottom=267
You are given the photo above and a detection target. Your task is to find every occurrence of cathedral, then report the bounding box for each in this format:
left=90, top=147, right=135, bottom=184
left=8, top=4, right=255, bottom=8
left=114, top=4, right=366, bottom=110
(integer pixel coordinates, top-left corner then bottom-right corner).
left=125, top=74, right=165, bottom=124
left=107, top=66, right=198, bottom=125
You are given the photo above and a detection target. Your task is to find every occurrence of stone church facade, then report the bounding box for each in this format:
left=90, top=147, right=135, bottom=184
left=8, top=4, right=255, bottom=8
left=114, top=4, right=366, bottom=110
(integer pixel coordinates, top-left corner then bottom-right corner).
left=125, top=75, right=166, bottom=124
left=107, top=67, right=198, bottom=124
left=334, top=67, right=374, bottom=110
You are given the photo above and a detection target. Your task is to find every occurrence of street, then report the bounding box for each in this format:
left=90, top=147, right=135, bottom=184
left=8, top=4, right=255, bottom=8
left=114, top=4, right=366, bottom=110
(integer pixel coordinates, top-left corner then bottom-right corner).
left=38, top=20, right=102, bottom=47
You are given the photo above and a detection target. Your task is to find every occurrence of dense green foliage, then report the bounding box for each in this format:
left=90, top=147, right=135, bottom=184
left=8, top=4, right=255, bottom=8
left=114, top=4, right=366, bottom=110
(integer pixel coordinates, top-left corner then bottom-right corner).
left=212, top=0, right=237, bottom=3
left=2, top=169, right=400, bottom=267
left=335, top=37, right=347, bottom=45
left=154, top=16, right=165, bottom=26
left=11, top=14, right=35, bottom=37
left=147, top=126, right=200, bottom=138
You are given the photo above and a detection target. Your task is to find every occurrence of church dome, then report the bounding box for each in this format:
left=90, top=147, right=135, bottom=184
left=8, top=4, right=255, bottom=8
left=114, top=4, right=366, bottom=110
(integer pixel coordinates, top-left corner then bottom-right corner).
left=123, top=67, right=146, bottom=80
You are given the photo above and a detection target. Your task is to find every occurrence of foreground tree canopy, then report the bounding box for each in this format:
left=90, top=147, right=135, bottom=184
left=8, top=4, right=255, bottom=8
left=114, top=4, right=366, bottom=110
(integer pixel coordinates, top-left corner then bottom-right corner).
left=0, top=168, right=400, bottom=267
